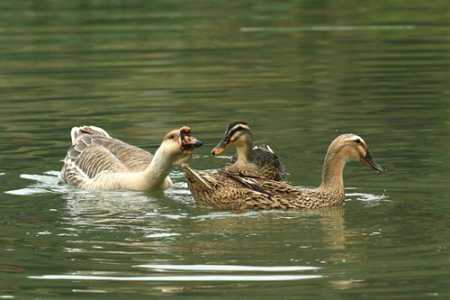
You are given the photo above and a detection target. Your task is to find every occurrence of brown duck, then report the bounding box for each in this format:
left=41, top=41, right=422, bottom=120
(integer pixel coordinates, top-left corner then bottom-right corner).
left=182, top=134, right=383, bottom=210
left=211, top=121, right=287, bottom=181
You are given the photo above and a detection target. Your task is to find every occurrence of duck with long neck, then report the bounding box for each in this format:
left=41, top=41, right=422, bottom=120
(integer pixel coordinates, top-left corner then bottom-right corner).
left=182, top=133, right=383, bottom=210
left=316, top=134, right=383, bottom=202
left=210, top=121, right=286, bottom=181
left=318, top=142, right=347, bottom=197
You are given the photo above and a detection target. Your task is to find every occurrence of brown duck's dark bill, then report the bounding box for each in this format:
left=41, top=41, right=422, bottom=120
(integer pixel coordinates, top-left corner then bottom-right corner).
left=362, top=150, right=384, bottom=173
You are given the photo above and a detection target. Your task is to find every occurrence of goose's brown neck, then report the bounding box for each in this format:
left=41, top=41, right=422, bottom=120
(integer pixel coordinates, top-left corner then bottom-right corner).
left=319, top=151, right=346, bottom=194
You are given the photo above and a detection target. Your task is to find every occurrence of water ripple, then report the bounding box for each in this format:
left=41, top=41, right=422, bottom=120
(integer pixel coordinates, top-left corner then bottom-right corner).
left=30, top=274, right=321, bottom=282
left=241, top=25, right=416, bottom=33
left=135, top=264, right=319, bottom=272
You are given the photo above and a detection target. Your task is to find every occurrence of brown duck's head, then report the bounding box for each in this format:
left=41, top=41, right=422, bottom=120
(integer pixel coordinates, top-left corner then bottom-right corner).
left=211, top=121, right=252, bottom=156
left=328, top=134, right=384, bottom=173
left=162, top=126, right=203, bottom=165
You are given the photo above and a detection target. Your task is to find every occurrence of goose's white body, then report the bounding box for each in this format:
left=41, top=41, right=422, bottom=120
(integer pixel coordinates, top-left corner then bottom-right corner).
left=61, top=126, right=173, bottom=191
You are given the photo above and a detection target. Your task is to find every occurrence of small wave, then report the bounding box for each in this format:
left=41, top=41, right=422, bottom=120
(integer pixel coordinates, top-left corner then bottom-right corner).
left=192, top=210, right=260, bottom=220
left=5, top=187, right=52, bottom=196
left=29, top=274, right=321, bottom=282
left=144, top=233, right=180, bottom=238
left=71, top=289, right=107, bottom=294
left=135, top=264, right=319, bottom=272
left=5, top=172, right=67, bottom=195
left=241, top=25, right=416, bottom=33
left=347, top=192, right=388, bottom=205
left=7, top=170, right=192, bottom=199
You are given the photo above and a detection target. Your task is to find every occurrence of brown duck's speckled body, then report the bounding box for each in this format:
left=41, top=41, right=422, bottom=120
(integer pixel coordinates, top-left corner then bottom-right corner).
left=183, top=167, right=344, bottom=210
left=211, top=122, right=287, bottom=181
left=183, top=134, right=383, bottom=211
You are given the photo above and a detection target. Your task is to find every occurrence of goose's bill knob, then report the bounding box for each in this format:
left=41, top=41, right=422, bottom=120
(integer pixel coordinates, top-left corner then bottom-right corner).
left=180, top=127, right=203, bottom=150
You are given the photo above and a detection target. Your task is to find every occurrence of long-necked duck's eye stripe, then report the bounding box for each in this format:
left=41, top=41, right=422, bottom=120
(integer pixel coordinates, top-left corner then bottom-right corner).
left=350, top=135, right=367, bottom=147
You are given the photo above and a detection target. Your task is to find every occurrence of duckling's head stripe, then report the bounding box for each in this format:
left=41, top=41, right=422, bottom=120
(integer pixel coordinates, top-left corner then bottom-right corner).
left=225, top=121, right=251, bottom=137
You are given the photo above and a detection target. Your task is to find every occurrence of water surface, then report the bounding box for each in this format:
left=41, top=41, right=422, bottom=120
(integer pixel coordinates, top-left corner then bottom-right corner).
left=0, top=1, right=449, bottom=299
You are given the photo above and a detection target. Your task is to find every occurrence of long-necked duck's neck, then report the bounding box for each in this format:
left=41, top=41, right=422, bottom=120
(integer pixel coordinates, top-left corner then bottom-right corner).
left=319, top=151, right=346, bottom=194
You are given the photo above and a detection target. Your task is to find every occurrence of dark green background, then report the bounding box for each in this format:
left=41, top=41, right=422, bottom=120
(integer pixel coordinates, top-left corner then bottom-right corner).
left=0, top=1, right=449, bottom=299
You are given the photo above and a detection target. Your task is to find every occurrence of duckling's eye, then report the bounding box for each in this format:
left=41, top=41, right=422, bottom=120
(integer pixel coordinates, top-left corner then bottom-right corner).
left=168, top=134, right=176, bottom=140
left=355, top=139, right=362, bottom=144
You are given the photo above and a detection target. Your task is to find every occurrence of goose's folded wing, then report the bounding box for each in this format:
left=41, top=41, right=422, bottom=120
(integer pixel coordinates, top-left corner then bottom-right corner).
left=87, top=136, right=153, bottom=172
left=62, top=142, right=128, bottom=182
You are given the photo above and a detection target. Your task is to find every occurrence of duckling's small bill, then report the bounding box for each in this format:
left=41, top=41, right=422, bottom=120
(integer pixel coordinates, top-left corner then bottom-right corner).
left=211, top=145, right=225, bottom=155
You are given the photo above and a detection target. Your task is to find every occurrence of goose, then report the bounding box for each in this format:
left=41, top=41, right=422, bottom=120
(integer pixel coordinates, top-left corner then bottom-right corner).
left=61, top=125, right=202, bottom=191
left=182, top=134, right=383, bottom=210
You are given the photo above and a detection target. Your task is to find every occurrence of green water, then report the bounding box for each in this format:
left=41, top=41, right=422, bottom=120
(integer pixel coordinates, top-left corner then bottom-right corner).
left=1, top=1, right=449, bottom=299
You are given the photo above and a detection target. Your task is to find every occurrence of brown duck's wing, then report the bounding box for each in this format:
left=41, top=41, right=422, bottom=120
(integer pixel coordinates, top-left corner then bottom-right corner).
left=221, top=172, right=302, bottom=198
left=235, top=182, right=315, bottom=210
left=182, top=166, right=316, bottom=210
left=252, top=145, right=288, bottom=180
left=90, top=136, right=153, bottom=172
left=223, top=164, right=261, bottom=179
left=258, top=180, right=303, bottom=195
left=230, top=144, right=287, bottom=180
left=219, top=170, right=271, bottom=195
left=207, top=173, right=297, bottom=210
left=256, top=180, right=326, bottom=209
left=219, top=173, right=317, bottom=210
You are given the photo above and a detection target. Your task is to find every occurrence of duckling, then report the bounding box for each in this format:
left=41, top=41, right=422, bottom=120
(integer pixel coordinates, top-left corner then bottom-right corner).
left=182, top=134, right=383, bottom=210
left=61, top=125, right=202, bottom=191
left=211, top=121, right=287, bottom=180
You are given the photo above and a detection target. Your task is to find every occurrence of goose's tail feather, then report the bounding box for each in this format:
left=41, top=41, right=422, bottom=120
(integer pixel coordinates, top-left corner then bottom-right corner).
left=70, top=125, right=111, bottom=145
